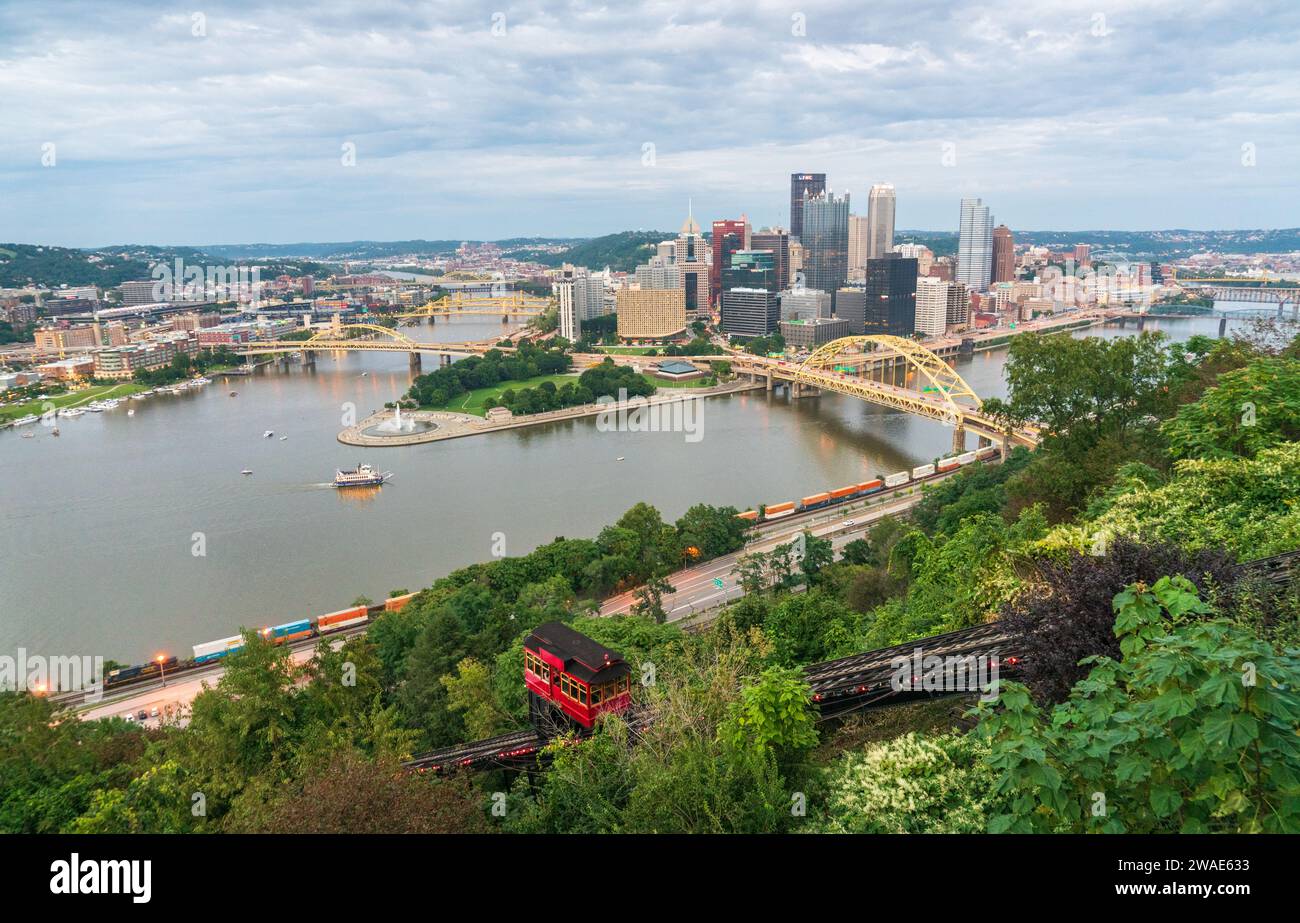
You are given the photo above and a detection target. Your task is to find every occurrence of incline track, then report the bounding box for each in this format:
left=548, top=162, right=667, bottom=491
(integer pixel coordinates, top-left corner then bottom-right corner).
left=404, top=549, right=1297, bottom=773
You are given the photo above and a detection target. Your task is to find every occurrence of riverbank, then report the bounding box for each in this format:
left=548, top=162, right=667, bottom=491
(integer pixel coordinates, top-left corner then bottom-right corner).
left=338, top=378, right=765, bottom=446
left=0, top=381, right=148, bottom=425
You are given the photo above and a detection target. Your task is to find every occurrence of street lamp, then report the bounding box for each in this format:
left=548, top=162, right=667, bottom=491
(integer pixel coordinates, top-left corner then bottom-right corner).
left=156, top=654, right=167, bottom=688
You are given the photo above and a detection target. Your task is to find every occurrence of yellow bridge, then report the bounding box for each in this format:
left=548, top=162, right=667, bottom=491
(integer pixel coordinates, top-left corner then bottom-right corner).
left=397, top=292, right=553, bottom=319
left=728, top=336, right=1040, bottom=451
left=237, top=323, right=514, bottom=372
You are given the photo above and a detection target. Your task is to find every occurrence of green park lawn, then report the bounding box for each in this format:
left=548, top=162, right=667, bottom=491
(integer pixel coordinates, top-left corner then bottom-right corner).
left=1, top=382, right=148, bottom=423
left=442, top=373, right=580, bottom=416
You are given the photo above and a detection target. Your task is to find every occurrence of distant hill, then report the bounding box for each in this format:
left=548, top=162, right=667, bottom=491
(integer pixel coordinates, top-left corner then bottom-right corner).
left=528, top=231, right=675, bottom=273
left=0, top=244, right=158, bottom=289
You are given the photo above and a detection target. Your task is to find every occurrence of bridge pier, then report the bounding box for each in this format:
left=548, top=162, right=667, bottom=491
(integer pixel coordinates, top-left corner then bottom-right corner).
left=952, top=424, right=966, bottom=455
left=301, top=351, right=315, bottom=369
left=439, top=353, right=452, bottom=368
left=1218, top=316, right=1228, bottom=338
left=409, top=352, right=423, bottom=375
left=1137, top=316, right=1146, bottom=331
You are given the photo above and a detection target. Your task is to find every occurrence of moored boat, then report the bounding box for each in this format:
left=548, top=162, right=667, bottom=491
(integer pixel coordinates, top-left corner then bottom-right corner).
left=333, top=463, right=391, bottom=488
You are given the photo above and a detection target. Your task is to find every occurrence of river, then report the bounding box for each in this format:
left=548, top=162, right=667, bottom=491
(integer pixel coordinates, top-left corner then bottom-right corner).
left=0, top=313, right=1254, bottom=662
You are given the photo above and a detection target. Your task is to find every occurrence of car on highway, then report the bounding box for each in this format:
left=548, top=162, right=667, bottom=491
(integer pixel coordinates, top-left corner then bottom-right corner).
left=121, top=712, right=136, bottom=722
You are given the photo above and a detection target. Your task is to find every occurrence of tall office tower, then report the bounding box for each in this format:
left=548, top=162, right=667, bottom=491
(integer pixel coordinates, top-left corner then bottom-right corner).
left=657, top=240, right=677, bottom=264
left=788, top=242, right=804, bottom=279
left=833, top=287, right=867, bottom=335
left=710, top=217, right=750, bottom=306
left=863, top=253, right=918, bottom=336
left=946, top=282, right=970, bottom=328
left=721, top=288, right=780, bottom=338
left=789, top=172, right=826, bottom=241
left=913, top=277, right=948, bottom=336
left=722, top=250, right=777, bottom=293
left=801, top=190, right=850, bottom=295
left=847, top=215, right=868, bottom=275
left=1074, top=243, right=1092, bottom=267
left=866, top=184, right=896, bottom=260
left=675, top=205, right=710, bottom=314
left=555, top=275, right=581, bottom=342
left=957, top=198, right=994, bottom=291
left=751, top=228, right=791, bottom=291
left=992, top=225, right=1015, bottom=283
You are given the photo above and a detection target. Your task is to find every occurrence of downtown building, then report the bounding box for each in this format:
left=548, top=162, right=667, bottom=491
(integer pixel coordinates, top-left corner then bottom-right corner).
left=866, top=184, right=896, bottom=260
left=710, top=217, right=750, bottom=306
left=780, top=316, right=851, bottom=349
left=750, top=228, right=791, bottom=291
left=862, top=253, right=918, bottom=336
left=957, top=198, right=994, bottom=291
left=992, top=225, right=1016, bottom=283
left=616, top=288, right=686, bottom=341
left=789, top=172, right=826, bottom=241
left=800, top=190, right=850, bottom=295
left=721, top=287, right=780, bottom=339
left=674, top=208, right=710, bottom=316
left=914, top=277, right=969, bottom=336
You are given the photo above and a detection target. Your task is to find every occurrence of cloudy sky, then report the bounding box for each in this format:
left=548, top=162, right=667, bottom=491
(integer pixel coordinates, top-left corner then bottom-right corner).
left=1, top=0, right=1298, bottom=246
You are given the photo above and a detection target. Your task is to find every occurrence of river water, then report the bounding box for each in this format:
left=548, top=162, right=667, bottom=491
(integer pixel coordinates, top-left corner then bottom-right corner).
left=0, top=314, right=1252, bottom=662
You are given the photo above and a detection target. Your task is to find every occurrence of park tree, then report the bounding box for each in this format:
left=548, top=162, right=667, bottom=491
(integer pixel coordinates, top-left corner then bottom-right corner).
left=1161, top=357, right=1300, bottom=461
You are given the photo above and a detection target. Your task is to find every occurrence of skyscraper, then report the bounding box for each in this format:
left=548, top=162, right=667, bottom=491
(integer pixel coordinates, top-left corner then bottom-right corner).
left=847, top=215, right=868, bottom=275
left=914, top=277, right=968, bottom=336
left=555, top=273, right=581, bottom=342
left=800, top=190, right=850, bottom=295
left=710, top=217, right=750, bottom=306
left=992, top=225, right=1015, bottom=283
left=863, top=253, right=918, bottom=336
left=957, top=198, right=993, bottom=291
left=675, top=204, right=709, bottom=314
left=721, top=288, right=780, bottom=339
left=866, top=184, right=896, bottom=260
left=751, top=228, right=790, bottom=291
left=789, top=172, right=826, bottom=241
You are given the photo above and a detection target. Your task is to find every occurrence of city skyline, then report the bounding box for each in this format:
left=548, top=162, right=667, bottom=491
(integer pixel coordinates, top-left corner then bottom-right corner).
left=3, top=1, right=1299, bottom=247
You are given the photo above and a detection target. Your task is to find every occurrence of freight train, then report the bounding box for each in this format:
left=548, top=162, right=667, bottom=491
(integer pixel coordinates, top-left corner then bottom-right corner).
left=103, top=593, right=418, bottom=690
left=738, top=445, right=998, bottom=523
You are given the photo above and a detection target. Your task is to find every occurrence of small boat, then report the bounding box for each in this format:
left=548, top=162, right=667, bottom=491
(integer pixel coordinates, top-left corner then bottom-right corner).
left=12, top=414, right=40, bottom=426
left=241, top=469, right=253, bottom=476
left=229, top=391, right=238, bottom=397
left=58, top=408, right=85, bottom=418
left=51, top=427, right=60, bottom=437
left=279, top=435, right=288, bottom=441
left=333, top=463, right=391, bottom=488
left=616, top=456, right=625, bottom=461
left=21, top=432, right=34, bottom=438
left=127, top=409, right=135, bottom=416
left=263, top=430, right=274, bottom=438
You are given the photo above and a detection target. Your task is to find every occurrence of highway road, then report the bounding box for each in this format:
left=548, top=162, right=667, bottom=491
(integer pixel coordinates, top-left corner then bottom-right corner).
left=599, top=488, right=929, bottom=621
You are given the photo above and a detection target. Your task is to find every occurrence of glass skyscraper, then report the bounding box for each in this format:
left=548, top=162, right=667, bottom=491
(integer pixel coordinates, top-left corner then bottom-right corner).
left=800, top=191, right=850, bottom=295
left=957, top=198, right=994, bottom=291
left=789, top=173, right=826, bottom=241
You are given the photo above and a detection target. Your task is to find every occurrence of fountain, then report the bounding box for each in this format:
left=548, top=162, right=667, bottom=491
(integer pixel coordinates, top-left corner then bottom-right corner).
left=362, top=403, right=438, bottom=439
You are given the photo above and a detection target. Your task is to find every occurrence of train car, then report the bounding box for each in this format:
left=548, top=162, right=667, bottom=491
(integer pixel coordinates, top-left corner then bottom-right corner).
left=317, top=605, right=369, bottom=634
left=263, top=618, right=313, bottom=645
left=524, top=622, right=633, bottom=731
left=828, top=484, right=860, bottom=503
left=764, top=501, right=796, bottom=520
left=801, top=491, right=833, bottom=512
left=736, top=509, right=760, bottom=522
left=384, top=592, right=418, bottom=613
left=956, top=451, right=978, bottom=466
left=912, top=463, right=936, bottom=479
left=106, top=664, right=143, bottom=685
left=884, top=471, right=909, bottom=488
left=858, top=478, right=884, bottom=495
left=976, top=445, right=999, bottom=461
left=138, top=655, right=178, bottom=678
left=936, top=456, right=961, bottom=473
left=193, top=635, right=245, bottom=664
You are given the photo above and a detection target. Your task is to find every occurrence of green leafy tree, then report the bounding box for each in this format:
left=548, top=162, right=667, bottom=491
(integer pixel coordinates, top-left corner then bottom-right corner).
left=1161, top=357, right=1300, bottom=461
left=978, top=577, right=1300, bottom=833
left=719, top=666, right=819, bottom=765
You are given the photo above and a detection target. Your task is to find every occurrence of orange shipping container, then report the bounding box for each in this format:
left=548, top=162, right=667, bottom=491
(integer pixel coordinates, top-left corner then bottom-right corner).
left=317, top=605, right=369, bottom=631
left=384, top=592, right=417, bottom=612
left=736, top=510, right=759, bottom=521
left=765, top=501, right=796, bottom=514
left=801, top=493, right=832, bottom=506
left=829, top=485, right=858, bottom=500
left=857, top=479, right=883, bottom=492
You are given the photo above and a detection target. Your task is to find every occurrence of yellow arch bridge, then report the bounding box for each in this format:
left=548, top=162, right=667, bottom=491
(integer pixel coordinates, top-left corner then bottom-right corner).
left=397, top=292, right=553, bottom=320
left=729, top=335, right=1040, bottom=450
left=237, top=323, right=514, bottom=373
